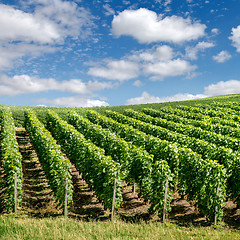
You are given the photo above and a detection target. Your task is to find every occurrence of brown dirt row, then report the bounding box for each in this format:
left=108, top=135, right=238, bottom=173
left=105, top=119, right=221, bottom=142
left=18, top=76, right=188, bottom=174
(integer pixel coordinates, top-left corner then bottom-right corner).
left=16, top=128, right=56, bottom=216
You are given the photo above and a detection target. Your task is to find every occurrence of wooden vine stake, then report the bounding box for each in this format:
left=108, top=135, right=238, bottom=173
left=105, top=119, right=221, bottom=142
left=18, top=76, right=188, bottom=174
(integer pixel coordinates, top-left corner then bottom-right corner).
left=111, top=178, right=117, bottom=221
left=163, top=178, right=169, bottom=224
left=64, top=177, right=68, bottom=218
left=14, top=172, right=17, bottom=213
left=214, top=181, right=220, bottom=225
left=133, top=181, right=136, bottom=194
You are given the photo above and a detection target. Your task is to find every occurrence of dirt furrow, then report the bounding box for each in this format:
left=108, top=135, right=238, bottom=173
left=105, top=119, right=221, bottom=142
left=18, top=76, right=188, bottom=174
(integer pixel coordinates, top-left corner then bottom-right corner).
left=16, top=128, right=58, bottom=216
left=69, top=163, right=108, bottom=219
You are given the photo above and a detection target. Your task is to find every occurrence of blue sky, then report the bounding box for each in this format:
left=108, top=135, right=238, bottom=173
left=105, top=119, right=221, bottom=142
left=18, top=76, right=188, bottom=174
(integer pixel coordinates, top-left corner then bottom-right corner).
left=1, top=0, right=240, bottom=107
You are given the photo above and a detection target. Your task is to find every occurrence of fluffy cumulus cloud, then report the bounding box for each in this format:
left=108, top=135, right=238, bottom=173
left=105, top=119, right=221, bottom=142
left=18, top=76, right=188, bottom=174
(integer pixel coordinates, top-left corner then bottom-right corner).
left=0, top=74, right=114, bottom=96
left=133, top=80, right=143, bottom=87
left=185, top=41, right=215, bottom=60
left=143, top=58, right=197, bottom=80
left=0, top=4, right=59, bottom=44
left=204, top=80, right=240, bottom=96
left=130, top=45, right=174, bottom=62
left=229, top=25, right=240, bottom=52
left=111, top=8, right=206, bottom=44
left=88, top=45, right=197, bottom=81
left=0, top=43, right=56, bottom=70
left=213, top=50, right=232, bottom=63
left=39, top=96, right=109, bottom=107
left=0, top=0, right=93, bottom=70
left=0, top=0, right=93, bottom=43
left=125, top=91, right=206, bottom=105
left=21, top=0, right=94, bottom=40
left=88, top=60, right=140, bottom=81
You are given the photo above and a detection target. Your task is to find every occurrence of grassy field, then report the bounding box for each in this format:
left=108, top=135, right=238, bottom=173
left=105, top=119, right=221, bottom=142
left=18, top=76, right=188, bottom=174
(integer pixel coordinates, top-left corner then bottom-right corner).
left=0, top=215, right=239, bottom=240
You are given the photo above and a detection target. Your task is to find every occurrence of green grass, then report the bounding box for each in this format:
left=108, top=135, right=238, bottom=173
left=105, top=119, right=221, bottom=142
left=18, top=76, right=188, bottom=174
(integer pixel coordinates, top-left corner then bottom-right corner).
left=0, top=215, right=239, bottom=240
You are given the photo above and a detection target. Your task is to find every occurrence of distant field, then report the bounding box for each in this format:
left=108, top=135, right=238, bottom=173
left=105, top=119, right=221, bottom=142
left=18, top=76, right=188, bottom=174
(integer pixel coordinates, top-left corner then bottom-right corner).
left=91, top=93, right=240, bottom=112
left=2, top=93, right=240, bottom=127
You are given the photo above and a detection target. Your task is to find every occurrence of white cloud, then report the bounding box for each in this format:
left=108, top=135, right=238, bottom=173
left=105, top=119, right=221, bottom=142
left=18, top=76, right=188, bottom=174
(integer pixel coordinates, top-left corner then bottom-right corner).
left=163, top=0, right=172, bottom=6
left=229, top=25, right=240, bottom=52
left=39, top=96, right=109, bottom=107
left=204, top=80, right=240, bottom=96
left=211, top=28, right=219, bottom=35
left=139, top=46, right=197, bottom=80
left=88, top=60, right=140, bottom=81
left=26, top=0, right=94, bottom=39
left=111, top=8, right=206, bottom=44
left=213, top=50, right=231, bottom=63
left=55, top=79, right=115, bottom=94
left=0, top=1, right=93, bottom=44
left=133, top=80, right=143, bottom=87
left=130, top=45, right=174, bottom=62
left=0, top=75, right=56, bottom=95
left=0, top=74, right=115, bottom=96
left=89, top=45, right=196, bottom=81
left=0, top=43, right=56, bottom=70
left=155, top=0, right=172, bottom=6
left=0, top=4, right=60, bottom=44
left=143, top=58, right=197, bottom=80
left=0, top=1, right=94, bottom=70
left=185, top=41, right=215, bottom=60
left=125, top=91, right=206, bottom=105
left=103, top=4, right=115, bottom=16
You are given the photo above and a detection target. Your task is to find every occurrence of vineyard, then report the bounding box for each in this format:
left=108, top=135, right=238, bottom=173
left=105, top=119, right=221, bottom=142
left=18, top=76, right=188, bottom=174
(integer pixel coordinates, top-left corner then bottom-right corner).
left=0, top=97, right=240, bottom=227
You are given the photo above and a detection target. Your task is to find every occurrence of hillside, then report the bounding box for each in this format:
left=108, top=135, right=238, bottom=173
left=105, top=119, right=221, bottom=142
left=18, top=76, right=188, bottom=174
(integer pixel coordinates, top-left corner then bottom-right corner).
left=1, top=93, right=240, bottom=128
left=91, top=93, right=240, bottom=112
left=0, top=93, right=240, bottom=229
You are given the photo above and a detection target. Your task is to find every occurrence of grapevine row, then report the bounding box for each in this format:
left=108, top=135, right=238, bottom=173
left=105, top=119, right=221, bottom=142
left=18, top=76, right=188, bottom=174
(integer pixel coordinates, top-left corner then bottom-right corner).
left=46, top=110, right=123, bottom=210
left=142, top=108, right=240, bottom=139
left=127, top=108, right=237, bottom=166
left=86, top=110, right=226, bottom=221
left=0, top=108, right=23, bottom=212
left=193, top=102, right=240, bottom=122
left=178, top=105, right=240, bottom=123
left=194, top=102, right=240, bottom=115
left=121, top=109, right=231, bottom=166
left=123, top=108, right=240, bottom=203
left=150, top=105, right=240, bottom=129
left=67, top=110, right=172, bottom=215
left=123, top=108, right=240, bottom=151
left=208, top=101, right=240, bottom=112
left=24, top=109, right=73, bottom=206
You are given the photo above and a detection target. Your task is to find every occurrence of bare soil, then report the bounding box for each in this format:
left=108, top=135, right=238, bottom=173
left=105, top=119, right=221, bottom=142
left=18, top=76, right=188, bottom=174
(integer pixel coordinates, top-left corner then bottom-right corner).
left=68, top=163, right=107, bottom=220
left=16, top=128, right=58, bottom=216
